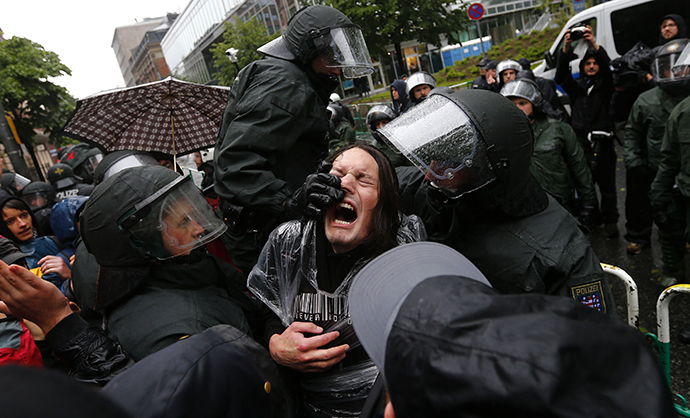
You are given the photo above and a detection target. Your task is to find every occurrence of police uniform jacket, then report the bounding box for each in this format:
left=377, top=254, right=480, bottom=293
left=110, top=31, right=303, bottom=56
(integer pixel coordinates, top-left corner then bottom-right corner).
left=623, top=87, right=686, bottom=172
left=650, top=95, right=690, bottom=207
left=397, top=167, right=616, bottom=314
left=530, top=116, right=597, bottom=209
left=214, top=57, right=334, bottom=214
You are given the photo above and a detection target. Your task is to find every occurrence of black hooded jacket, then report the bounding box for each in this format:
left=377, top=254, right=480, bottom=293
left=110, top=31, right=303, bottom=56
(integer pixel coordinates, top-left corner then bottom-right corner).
left=390, top=79, right=410, bottom=114
left=556, top=46, right=615, bottom=137
left=659, top=14, right=687, bottom=45
left=0, top=195, right=42, bottom=243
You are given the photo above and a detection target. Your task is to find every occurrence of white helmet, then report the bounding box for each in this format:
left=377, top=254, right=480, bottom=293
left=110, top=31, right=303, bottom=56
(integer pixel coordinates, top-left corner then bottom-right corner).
left=330, top=92, right=341, bottom=102
left=406, top=72, right=437, bottom=104
left=496, top=60, right=522, bottom=77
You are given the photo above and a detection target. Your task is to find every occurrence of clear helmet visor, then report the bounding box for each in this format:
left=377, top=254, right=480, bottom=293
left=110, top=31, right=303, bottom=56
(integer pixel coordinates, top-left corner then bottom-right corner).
left=378, top=94, right=497, bottom=198
left=122, top=177, right=227, bottom=260
left=12, top=174, right=31, bottom=192
left=672, top=43, right=690, bottom=80
left=84, top=153, right=103, bottom=175
left=322, top=26, right=374, bottom=78
left=22, top=192, right=48, bottom=211
left=654, top=54, right=680, bottom=81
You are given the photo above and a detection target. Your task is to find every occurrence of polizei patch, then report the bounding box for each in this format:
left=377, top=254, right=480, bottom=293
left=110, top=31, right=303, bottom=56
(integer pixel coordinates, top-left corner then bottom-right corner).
left=570, top=281, right=606, bottom=313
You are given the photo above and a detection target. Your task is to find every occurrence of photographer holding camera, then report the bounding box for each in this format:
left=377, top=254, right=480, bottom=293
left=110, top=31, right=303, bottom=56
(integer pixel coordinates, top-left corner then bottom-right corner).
left=556, top=24, right=618, bottom=237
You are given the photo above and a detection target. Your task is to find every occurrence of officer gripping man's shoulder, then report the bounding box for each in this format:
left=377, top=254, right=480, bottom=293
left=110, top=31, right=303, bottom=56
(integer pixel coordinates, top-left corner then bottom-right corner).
left=213, top=5, right=374, bottom=274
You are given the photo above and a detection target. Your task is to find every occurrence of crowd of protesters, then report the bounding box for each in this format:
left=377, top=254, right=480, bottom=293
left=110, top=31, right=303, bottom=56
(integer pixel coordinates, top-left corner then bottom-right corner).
left=0, top=6, right=689, bottom=418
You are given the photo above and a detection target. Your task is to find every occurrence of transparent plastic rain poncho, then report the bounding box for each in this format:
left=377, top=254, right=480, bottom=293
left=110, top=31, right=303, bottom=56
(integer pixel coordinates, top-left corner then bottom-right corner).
left=247, top=214, right=425, bottom=416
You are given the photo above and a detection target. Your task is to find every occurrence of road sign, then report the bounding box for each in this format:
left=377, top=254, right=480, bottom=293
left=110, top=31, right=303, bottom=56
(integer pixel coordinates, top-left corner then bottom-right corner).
left=573, top=0, right=586, bottom=13
left=468, top=3, right=484, bottom=20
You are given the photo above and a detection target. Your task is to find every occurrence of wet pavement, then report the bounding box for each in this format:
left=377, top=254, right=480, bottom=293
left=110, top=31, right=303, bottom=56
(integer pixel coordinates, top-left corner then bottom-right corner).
left=590, top=144, right=690, bottom=403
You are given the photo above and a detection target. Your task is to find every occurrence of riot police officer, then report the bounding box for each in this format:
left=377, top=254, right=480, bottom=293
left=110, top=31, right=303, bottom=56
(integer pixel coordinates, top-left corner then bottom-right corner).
left=0, top=172, right=31, bottom=196
left=46, top=163, right=93, bottom=201
left=58, top=143, right=103, bottom=185
left=379, top=89, right=617, bottom=313
left=20, top=181, right=56, bottom=236
left=213, top=5, right=373, bottom=273
left=624, top=39, right=689, bottom=272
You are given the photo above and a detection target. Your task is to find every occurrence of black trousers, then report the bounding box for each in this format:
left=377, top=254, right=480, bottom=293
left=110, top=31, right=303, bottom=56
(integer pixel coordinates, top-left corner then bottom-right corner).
left=624, top=166, right=654, bottom=244
left=580, top=136, right=619, bottom=224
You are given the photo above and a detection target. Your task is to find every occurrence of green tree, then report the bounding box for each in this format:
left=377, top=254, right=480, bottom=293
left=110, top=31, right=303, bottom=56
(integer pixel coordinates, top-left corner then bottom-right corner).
left=0, top=36, right=76, bottom=147
left=210, top=17, right=279, bottom=86
left=327, top=0, right=470, bottom=75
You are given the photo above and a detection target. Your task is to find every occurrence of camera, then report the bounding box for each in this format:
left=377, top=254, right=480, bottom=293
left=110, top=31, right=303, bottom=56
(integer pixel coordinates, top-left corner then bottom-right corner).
left=569, top=25, right=587, bottom=41
left=225, top=47, right=238, bottom=62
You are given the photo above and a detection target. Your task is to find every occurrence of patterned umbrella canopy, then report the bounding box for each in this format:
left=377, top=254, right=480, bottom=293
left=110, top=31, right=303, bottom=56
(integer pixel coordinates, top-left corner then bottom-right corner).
left=60, top=77, right=231, bottom=156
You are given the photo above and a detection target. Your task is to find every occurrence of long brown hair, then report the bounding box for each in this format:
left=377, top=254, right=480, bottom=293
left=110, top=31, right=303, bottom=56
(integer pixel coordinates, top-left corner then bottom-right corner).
left=326, top=143, right=401, bottom=257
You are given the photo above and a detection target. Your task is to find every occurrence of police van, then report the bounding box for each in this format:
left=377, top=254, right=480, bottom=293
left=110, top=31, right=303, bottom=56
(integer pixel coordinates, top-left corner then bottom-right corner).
left=533, top=0, right=690, bottom=80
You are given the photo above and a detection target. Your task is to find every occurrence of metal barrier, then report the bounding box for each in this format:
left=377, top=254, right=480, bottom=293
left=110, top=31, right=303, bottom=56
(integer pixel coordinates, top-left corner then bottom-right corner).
left=646, top=284, right=690, bottom=417
left=601, top=263, right=639, bottom=328
left=602, top=264, right=690, bottom=415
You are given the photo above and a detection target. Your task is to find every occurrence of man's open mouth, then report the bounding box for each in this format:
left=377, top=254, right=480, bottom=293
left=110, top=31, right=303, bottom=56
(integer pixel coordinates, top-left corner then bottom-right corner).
left=333, top=202, right=357, bottom=225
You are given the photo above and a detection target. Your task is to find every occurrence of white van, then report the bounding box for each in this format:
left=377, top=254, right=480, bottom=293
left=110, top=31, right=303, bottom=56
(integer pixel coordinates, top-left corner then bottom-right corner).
left=534, top=0, right=690, bottom=80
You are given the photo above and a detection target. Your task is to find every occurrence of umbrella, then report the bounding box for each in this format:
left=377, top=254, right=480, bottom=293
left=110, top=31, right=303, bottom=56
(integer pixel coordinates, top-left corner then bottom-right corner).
left=60, top=77, right=231, bottom=158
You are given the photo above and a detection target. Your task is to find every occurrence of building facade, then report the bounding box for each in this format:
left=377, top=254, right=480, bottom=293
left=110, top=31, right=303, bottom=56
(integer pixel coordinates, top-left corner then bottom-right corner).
left=112, top=16, right=173, bottom=87
left=161, top=0, right=297, bottom=85
left=130, top=15, right=178, bottom=85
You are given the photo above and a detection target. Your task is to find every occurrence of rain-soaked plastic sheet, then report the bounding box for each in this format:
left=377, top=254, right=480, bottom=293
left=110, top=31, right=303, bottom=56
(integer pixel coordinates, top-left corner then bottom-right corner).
left=247, top=214, right=425, bottom=416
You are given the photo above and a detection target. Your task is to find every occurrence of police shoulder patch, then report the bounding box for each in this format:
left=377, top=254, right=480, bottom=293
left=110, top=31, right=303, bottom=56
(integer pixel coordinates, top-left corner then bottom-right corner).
left=569, top=280, right=606, bottom=313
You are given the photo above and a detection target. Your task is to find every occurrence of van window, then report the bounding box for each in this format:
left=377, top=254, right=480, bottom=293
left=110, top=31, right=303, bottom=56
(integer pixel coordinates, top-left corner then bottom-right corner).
left=555, top=17, right=598, bottom=57
left=611, top=0, right=690, bottom=55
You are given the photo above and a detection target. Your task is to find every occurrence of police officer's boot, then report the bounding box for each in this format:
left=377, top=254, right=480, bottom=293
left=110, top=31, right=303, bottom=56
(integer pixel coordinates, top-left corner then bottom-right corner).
left=658, top=233, right=686, bottom=287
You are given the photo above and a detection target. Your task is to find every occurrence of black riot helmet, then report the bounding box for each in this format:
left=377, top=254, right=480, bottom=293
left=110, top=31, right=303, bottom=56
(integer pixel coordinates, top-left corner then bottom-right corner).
left=81, top=165, right=228, bottom=309
left=59, top=143, right=104, bottom=185
left=83, top=165, right=227, bottom=264
left=93, top=150, right=159, bottom=185
left=366, top=105, right=397, bottom=131
left=653, top=39, right=690, bottom=95
left=0, top=172, right=31, bottom=195
left=257, top=5, right=373, bottom=78
left=378, top=89, right=547, bottom=216
left=47, top=163, right=81, bottom=190
left=21, top=181, right=56, bottom=211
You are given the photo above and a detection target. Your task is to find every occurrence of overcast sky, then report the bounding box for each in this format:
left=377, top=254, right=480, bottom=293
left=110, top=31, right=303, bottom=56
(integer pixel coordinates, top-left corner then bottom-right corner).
left=2, top=0, right=192, bottom=100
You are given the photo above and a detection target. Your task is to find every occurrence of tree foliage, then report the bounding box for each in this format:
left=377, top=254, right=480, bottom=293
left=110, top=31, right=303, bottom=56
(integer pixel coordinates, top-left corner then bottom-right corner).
left=0, top=36, right=76, bottom=145
left=210, top=17, right=279, bottom=86
left=326, top=0, right=470, bottom=73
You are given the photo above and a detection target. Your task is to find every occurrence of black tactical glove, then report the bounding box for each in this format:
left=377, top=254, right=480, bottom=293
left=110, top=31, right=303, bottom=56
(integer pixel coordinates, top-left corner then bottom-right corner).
left=629, top=164, right=651, bottom=181
left=652, top=205, right=672, bottom=231
left=578, top=204, right=602, bottom=230
left=284, top=161, right=345, bottom=219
